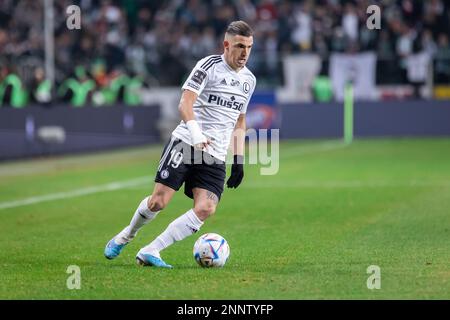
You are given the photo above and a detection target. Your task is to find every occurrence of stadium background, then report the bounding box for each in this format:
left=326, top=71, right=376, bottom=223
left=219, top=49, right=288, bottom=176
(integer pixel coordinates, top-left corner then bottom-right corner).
left=1, top=0, right=450, bottom=159
left=1, top=0, right=450, bottom=300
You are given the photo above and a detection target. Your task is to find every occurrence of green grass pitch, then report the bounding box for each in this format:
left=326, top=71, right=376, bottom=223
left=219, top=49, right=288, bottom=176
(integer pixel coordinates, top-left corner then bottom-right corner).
left=0, top=138, right=449, bottom=299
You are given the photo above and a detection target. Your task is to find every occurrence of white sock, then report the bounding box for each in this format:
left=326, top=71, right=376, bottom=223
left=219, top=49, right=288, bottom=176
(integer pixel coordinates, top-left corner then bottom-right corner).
left=116, top=196, right=160, bottom=244
left=139, top=209, right=203, bottom=258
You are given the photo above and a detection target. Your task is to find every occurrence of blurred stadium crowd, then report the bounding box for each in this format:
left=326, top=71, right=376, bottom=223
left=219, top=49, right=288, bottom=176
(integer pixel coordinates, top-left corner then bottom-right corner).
left=0, top=0, right=450, bottom=106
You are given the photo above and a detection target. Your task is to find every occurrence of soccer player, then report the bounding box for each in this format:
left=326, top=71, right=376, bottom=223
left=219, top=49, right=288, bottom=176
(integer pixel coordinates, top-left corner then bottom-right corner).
left=104, top=21, right=256, bottom=268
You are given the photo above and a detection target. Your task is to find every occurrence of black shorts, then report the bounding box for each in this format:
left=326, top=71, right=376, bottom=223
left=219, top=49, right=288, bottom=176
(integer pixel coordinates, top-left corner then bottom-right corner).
left=154, top=137, right=226, bottom=200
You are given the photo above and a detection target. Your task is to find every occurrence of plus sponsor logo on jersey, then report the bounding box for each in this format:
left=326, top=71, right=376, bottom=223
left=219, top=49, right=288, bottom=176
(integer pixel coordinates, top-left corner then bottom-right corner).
left=208, top=94, right=244, bottom=111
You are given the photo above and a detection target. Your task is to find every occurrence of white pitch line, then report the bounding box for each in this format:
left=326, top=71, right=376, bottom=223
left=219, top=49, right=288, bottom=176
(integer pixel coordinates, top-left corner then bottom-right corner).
left=0, top=145, right=163, bottom=178
left=0, top=176, right=151, bottom=211
left=0, top=141, right=350, bottom=211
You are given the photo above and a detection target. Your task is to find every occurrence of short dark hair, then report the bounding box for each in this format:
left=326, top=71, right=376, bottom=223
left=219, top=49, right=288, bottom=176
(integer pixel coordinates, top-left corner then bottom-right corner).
left=226, top=21, right=253, bottom=37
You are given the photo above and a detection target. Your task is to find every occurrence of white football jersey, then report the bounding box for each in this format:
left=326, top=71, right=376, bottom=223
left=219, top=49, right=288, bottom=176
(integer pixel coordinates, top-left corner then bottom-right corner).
left=171, top=54, right=256, bottom=161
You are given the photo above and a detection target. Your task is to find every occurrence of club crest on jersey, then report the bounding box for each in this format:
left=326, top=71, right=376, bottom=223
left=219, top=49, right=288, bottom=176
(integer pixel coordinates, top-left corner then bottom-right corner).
left=208, top=94, right=244, bottom=111
left=243, top=82, right=250, bottom=94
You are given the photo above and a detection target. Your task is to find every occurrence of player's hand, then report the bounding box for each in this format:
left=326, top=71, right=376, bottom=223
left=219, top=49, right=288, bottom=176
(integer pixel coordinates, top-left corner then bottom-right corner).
left=194, top=137, right=212, bottom=151
left=227, top=155, right=244, bottom=188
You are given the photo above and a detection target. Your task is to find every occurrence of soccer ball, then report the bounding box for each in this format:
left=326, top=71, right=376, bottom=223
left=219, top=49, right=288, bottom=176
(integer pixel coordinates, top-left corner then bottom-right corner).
left=193, top=233, right=230, bottom=268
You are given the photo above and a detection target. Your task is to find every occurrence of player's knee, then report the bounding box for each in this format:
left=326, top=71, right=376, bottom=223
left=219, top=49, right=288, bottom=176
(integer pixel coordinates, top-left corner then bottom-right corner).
left=148, top=195, right=166, bottom=212
left=194, top=202, right=216, bottom=220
